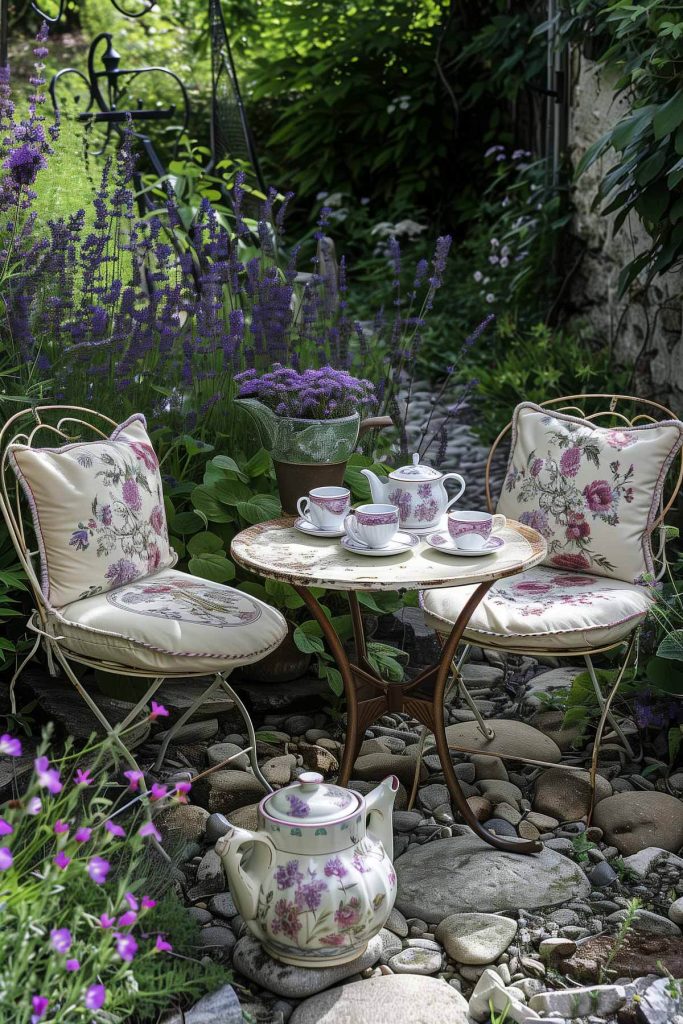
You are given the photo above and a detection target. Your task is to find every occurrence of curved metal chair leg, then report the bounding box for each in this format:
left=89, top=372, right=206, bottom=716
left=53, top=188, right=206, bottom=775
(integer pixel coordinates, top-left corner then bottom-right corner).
left=218, top=673, right=273, bottom=794
left=152, top=673, right=223, bottom=772
left=585, top=651, right=638, bottom=757
left=52, top=648, right=173, bottom=862
left=9, top=633, right=42, bottom=714
left=455, top=645, right=496, bottom=743
left=588, top=632, right=638, bottom=823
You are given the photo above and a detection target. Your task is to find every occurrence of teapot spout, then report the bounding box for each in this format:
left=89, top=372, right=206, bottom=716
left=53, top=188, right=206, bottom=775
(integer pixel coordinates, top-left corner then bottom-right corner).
left=365, top=775, right=399, bottom=860
left=361, top=467, right=390, bottom=504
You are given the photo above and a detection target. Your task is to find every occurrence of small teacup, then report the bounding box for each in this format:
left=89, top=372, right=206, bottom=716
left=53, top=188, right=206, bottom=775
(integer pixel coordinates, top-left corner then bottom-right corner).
left=344, top=504, right=399, bottom=549
left=297, top=487, right=351, bottom=531
left=447, top=510, right=506, bottom=550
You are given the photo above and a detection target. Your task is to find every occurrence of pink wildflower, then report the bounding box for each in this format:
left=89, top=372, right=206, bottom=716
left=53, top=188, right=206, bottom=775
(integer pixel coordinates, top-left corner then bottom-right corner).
left=150, top=783, right=167, bottom=801
left=124, top=892, right=139, bottom=911
left=0, top=847, right=13, bottom=870
left=53, top=819, right=69, bottom=834
left=0, top=733, right=21, bottom=756
left=155, top=934, right=172, bottom=953
left=115, top=932, right=138, bottom=962
left=74, top=826, right=92, bottom=843
left=26, top=797, right=41, bottom=815
left=65, top=959, right=80, bottom=972
left=0, top=819, right=12, bottom=836
left=99, top=913, right=116, bottom=929
left=74, top=768, right=92, bottom=785
left=149, top=701, right=169, bottom=721
left=123, top=769, right=144, bottom=791
left=50, top=928, right=72, bottom=954
left=118, top=910, right=137, bottom=927
left=142, top=895, right=156, bottom=909
left=34, top=755, right=62, bottom=794
left=53, top=851, right=71, bottom=870
left=104, top=820, right=126, bottom=838
left=138, top=821, right=162, bottom=842
left=84, top=985, right=106, bottom=1011
left=174, top=781, right=191, bottom=802
left=87, top=856, right=110, bottom=884
left=31, top=996, right=48, bottom=1022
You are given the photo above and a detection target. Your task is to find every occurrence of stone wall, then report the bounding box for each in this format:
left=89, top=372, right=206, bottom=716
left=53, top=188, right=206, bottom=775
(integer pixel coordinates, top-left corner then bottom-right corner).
left=564, top=51, right=683, bottom=414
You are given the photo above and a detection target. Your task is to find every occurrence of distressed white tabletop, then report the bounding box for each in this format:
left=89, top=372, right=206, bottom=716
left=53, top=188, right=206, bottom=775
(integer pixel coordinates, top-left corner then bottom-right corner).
left=231, top=518, right=546, bottom=593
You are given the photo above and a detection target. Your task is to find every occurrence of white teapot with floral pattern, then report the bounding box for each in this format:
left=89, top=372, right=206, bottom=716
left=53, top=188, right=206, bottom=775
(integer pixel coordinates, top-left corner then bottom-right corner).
left=362, top=453, right=466, bottom=532
left=215, top=772, right=398, bottom=967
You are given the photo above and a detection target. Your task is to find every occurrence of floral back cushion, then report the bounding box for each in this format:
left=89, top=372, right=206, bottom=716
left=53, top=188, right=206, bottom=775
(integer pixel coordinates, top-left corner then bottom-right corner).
left=496, top=402, right=683, bottom=583
left=9, top=414, right=175, bottom=607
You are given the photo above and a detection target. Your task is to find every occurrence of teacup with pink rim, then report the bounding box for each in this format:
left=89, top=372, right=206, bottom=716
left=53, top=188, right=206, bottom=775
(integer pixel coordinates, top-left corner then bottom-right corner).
left=297, top=486, right=351, bottom=531
left=447, top=510, right=506, bottom=550
left=344, top=503, right=399, bottom=549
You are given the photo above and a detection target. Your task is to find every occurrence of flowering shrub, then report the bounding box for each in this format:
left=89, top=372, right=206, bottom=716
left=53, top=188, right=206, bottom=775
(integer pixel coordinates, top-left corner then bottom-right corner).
left=235, top=364, right=377, bottom=419
left=0, top=721, right=227, bottom=1022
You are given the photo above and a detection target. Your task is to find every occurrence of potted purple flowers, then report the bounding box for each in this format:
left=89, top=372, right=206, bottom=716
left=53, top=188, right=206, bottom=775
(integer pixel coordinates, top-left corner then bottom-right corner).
left=235, top=364, right=391, bottom=512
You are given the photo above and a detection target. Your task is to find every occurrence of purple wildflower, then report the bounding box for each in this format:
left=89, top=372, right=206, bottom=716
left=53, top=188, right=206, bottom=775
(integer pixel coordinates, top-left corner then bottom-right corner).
left=0, top=734, right=22, bottom=757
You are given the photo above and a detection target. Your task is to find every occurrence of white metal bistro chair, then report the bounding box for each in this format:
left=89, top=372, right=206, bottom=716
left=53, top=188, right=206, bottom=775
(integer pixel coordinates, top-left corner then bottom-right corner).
left=419, top=395, right=683, bottom=812
left=0, top=405, right=288, bottom=794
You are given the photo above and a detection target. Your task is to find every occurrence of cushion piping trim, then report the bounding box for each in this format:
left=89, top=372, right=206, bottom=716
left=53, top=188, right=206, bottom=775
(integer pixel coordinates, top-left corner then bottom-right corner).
left=48, top=606, right=288, bottom=664
left=498, top=401, right=683, bottom=581
left=420, top=601, right=650, bottom=640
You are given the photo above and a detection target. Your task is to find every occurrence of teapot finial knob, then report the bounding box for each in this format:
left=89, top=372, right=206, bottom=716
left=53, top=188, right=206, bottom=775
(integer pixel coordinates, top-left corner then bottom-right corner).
left=412, top=453, right=420, bottom=466
left=298, top=771, right=323, bottom=792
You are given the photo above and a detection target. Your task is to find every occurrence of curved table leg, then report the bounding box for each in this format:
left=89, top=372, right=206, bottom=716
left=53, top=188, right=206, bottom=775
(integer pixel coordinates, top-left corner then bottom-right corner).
left=294, top=582, right=541, bottom=855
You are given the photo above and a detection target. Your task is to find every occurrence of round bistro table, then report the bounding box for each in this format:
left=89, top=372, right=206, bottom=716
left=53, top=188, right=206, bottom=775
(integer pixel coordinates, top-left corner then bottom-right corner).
left=232, top=518, right=546, bottom=854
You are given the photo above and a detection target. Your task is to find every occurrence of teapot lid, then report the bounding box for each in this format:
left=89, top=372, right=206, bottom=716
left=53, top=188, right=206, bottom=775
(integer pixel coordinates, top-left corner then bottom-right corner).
left=262, top=772, right=361, bottom=825
left=390, top=452, right=441, bottom=482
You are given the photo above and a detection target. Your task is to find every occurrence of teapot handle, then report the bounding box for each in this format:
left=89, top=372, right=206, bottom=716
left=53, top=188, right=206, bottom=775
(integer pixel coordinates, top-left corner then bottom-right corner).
left=442, top=473, right=466, bottom=510
left=359, top=415, right=393, bottom=437
left=215, top=829, right=276, bottom=922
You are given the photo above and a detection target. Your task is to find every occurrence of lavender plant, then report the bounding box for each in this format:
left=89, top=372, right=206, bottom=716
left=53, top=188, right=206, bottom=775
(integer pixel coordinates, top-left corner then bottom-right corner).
left=235, top=364, right=377, bottom=419
left=0, top=714, right=227, bottom=1023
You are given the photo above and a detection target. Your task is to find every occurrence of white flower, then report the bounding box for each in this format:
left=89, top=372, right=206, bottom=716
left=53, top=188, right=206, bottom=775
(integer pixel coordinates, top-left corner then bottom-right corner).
left=485, top=293, right=495, bottom=303
left=499, top=256, right=509, bottom=268
left=501, top=245, right=510, bottom=257
left=490, top=238, right=499, bottom=248
left=315, top=191, right=329, bottom=201
left=489, top=255, right=499, bottom=265
left=393, top=218, right=427, bottom=237
left=473, top=271, right=483, bottom=282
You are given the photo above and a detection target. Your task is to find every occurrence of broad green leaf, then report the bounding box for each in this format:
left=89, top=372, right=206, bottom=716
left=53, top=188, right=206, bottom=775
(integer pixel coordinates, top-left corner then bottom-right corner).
left=243, top=448, right=272, bottom=478
left=171, top=510, right=206, bottom=534
left=209, top=454, right=248, bottom=481
left=178, top=434, right=215, bottom=456
left=635, top=147, right=667, bottom=186
left=187, top=553, right=236, bottom=583
left=646, top=656, right=683, bottom=694
left=293, top=625, right=324, bottom=654
left=191, top=486, right=235, bottom=523
left=169, top=536, right=185, bottom=559
left=236, top=494, right=282, bottom=524
left=653, top=92, right=683, bottom=140
left=212, top=478, right=254, bottom=505
left=322, top=665, right=344, bottom=696
left=656, top=630, right=683, bottom=661
left=186, top=531, right=224, bottom=556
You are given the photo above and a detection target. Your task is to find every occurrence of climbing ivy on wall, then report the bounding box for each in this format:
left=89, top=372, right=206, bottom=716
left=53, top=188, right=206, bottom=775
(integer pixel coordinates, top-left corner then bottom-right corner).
left=562, top=0, right=683, bottom=294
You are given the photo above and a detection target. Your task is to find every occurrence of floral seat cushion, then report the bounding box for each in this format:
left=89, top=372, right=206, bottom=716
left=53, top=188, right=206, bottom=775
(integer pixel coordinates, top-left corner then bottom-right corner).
left=48, top=569, right=288, bottom=673
left=9, top=414, right=176, bottom=608
left=496, top=402, right=683, bottom=583
left=422, top=566, right=653, bottom=653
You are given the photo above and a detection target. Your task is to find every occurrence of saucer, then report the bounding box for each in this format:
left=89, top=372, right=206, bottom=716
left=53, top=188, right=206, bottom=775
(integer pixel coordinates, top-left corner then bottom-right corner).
left=294, top=517, right=346, bottom=539
left=341, top=532, right=420, bottom=557
left=426, top=533, right=505, bottom=557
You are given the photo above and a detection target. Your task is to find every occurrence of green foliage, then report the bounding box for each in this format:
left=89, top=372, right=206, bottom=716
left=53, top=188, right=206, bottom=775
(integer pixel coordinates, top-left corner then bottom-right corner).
left=462, top=317, right=630, bottom=445
left=600, top=897, right=641, bottom=982
left=564, top=1, right=683, bottom=292
left=0, top=726, right=229, bottom=1023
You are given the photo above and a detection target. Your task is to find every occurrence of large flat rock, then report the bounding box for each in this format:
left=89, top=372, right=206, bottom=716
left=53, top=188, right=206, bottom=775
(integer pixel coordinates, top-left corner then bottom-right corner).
left=290, top=974, right=470, bottom=1024
left=444, top=719, right=561, bottom=764
left=395, top=835, right=589, bottom=923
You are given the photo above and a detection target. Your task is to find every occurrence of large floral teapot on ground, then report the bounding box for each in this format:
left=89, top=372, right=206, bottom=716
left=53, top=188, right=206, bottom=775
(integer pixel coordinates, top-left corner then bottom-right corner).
left=362, top=453, right=466, bottom=532
left=215, top=772, right=399, bottom=967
